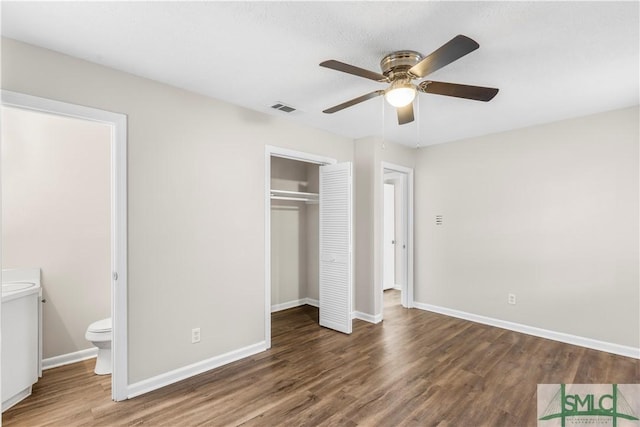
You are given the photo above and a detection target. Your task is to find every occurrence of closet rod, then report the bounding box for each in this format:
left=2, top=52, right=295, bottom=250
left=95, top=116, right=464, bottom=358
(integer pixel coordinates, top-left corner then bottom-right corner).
left=271, top=196, right=316, bottom=202
left=270, top=189, right=319, bottom=203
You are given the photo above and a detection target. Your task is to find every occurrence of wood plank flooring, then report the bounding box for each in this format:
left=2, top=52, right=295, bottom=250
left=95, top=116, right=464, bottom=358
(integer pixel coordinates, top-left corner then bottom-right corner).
left=4, top=290, right=638, bottom=426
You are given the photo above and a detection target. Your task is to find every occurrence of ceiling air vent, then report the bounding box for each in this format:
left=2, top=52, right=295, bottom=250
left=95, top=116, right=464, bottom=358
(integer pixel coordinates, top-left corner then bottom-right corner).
left=270, top=102, right=297, bottom=113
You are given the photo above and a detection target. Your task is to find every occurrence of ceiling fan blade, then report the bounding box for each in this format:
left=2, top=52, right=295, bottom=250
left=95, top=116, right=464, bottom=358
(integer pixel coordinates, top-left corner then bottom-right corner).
left=409, top=35, right=480, bottom=78
left=397, top=103, right=414, bottom=125
left=323, top=90, right=384, bottom=114
left=320, top=60, right=389, bottom=83
left=418, top=81, right=499, bottom=101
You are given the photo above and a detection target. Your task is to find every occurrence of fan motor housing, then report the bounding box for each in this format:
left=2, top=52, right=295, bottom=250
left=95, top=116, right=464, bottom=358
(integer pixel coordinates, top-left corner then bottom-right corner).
left=380, top=50, right=423, bottom=79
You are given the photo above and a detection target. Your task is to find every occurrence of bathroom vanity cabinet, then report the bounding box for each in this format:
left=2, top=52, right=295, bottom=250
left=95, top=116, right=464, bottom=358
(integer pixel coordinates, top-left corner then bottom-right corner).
left=1, top=282, right=42, bottom=412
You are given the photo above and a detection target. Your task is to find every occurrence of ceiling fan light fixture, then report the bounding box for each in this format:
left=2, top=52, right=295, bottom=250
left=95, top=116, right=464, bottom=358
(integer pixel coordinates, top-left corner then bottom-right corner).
left=320, top=35, right=497, bottom=125
left=385, top=81, right=416, bottom=108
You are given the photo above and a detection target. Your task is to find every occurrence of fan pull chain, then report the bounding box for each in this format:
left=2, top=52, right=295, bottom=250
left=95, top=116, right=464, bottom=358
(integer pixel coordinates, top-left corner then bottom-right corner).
left=381, top=95, right=386, bottom=147
left=416, top=96, right=421, bottom=149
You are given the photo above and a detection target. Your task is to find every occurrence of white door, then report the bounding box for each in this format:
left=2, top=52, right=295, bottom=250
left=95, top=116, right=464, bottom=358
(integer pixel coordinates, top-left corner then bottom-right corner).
left=319, top=162, right=353, bottom=334
left=383, top=183, right=396, bottom=290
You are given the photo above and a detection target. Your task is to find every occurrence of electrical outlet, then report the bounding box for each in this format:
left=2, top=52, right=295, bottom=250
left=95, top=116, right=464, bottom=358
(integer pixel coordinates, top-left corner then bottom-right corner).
left=191, top=328, right=201, bottom=344
left=508, top=293, right=516, bottom=305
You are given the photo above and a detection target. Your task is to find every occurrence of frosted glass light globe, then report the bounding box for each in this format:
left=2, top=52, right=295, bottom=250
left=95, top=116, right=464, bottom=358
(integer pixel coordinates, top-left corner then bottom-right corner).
left=385, top=82, right=416, bottom=107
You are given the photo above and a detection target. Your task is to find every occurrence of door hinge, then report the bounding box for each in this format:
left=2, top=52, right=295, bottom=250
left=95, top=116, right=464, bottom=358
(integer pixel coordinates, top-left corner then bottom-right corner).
left=113, top=272, right=118, bottom=281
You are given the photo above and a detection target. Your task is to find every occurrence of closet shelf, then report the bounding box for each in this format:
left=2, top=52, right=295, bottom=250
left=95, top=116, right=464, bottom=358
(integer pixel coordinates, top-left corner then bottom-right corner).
left=271, top=189, right=319, bottom=204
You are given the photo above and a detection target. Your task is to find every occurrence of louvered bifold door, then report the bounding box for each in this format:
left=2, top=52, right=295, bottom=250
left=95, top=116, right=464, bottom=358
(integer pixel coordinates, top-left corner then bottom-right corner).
left=319, top=162, right=353, bottom=334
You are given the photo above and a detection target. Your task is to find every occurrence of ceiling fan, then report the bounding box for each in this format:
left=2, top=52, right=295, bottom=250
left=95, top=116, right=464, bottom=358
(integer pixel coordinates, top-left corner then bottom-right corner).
left=320, top=35, right=499, bottom=125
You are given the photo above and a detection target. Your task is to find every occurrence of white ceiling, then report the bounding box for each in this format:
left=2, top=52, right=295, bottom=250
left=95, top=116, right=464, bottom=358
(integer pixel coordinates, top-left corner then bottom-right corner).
left=2, top=1, right=638, bottom=147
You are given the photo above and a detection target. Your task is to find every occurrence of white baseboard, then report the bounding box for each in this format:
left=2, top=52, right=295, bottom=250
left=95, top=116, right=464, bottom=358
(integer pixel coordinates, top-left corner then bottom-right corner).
left=42, top=347, right=98, bottom=370
left=271, top=298, right=318, bottom=312
left=271, top=299, right=306, bottom=312
left=127, top=341, right=267, bottom=399
left=352, top=311, right=383, bottom=324
left=2, top=386, right=32, bottom=412
left=413, top=302, right=640, bottom=359
left=273, top=300, right=383, bottom=324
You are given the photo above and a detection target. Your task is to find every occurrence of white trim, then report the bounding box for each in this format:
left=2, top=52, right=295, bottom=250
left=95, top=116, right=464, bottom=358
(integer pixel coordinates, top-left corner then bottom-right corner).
left=2, top=387, right=33, bottom=412
left=264, top=149, right=271, bottom=349
left=2, top=90, right=129, bottom=401
left=127, top=341, right=267, bottom=399
left=305, top=298, right=319, bottom=308
left=266, top=145, right=338, bottom=166
left=271, top=297, right=319, bottom=312
left=407, top=167, right=414, bottom=309
left=2, top=91, right=122, bottom=124
left=272, top=299, right=307, bottom=312
left=43, top=348, right=98, bottom=370
left=352, top=311, right=383, bottom=324
left=265, top=145, right=338, bottom=348
left=111, top=102, right=129, bottom=402
left=413, top=302, right=640, bottom=359
left=380, top=162, right=415, bottom=321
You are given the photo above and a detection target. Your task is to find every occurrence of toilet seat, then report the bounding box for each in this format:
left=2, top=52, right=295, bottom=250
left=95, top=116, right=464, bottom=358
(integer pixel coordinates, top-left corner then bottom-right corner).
left=85, top=318, right=112, bottom=343
left=88, top=318, right=111, bottom=333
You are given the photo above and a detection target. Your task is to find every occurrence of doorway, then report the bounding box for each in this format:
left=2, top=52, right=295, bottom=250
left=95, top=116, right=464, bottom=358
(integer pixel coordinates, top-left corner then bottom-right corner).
left=380, top=162, right=414, bottom=317
left=383, top=181, right=398, bottom=291
left=0, top=91, right=128, bottom=401
left=265, top=146, right=353, bottom=347
left=270, top=156, right=320, bottom=313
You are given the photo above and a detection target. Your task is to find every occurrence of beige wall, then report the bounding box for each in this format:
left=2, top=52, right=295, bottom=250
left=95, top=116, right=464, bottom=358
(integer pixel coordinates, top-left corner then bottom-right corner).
left=271, top=202, right=308, bottom=305
left=1, top=106, right=111, bottom=358
left=414, top=106, right=639, bottom=348
left=1, top=38, right=353, bottom=383
left=354, top=138, right=376, bottom=314
left=354, top=136, right=415, bottom=315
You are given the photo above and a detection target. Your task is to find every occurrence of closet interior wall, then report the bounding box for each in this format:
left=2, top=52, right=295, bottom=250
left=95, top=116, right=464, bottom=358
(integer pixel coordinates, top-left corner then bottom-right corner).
left=270, top=157, right=319, bottom=310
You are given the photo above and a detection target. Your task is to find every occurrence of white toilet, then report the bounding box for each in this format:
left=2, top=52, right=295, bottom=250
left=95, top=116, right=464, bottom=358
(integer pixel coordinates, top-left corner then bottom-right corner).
left=85, top=318, right=112, bottom=375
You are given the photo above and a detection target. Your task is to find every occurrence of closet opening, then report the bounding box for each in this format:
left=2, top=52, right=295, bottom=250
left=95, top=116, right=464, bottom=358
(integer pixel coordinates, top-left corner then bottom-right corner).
left=264, top=146, right=353, bottom=348
left=270, top=156, right=320, bottom=315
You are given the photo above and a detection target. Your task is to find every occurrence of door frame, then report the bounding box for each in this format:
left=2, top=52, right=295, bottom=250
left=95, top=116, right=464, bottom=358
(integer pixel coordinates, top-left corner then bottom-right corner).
left=264, top=145, right=336, bottom=348
left=1, top=90, right=129, bottom=401
left=380, top=162, right=414, bottom=313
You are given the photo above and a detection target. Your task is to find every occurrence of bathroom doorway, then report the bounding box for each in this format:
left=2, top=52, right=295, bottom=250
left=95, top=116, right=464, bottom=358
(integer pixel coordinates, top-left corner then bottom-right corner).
left=0, top=91, right=128, bottom=401
left=380, top=162, right=414, bottom=318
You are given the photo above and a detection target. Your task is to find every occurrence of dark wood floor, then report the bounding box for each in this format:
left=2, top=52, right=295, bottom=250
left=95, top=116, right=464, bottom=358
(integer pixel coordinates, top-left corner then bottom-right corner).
left=4, top=290, right=638, bottom=426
